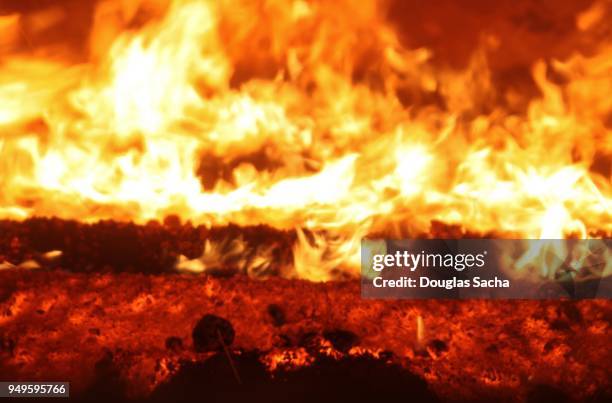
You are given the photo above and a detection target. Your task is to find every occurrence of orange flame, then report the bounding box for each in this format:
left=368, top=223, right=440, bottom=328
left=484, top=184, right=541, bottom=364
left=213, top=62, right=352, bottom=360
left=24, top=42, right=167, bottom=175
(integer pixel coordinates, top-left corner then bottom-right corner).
left=0, top=0, right=610, bottom=279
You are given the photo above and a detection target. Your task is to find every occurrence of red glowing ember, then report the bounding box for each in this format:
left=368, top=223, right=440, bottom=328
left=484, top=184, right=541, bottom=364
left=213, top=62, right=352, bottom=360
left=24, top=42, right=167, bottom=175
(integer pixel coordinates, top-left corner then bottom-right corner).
left=0, top=0, right=611, bottom=401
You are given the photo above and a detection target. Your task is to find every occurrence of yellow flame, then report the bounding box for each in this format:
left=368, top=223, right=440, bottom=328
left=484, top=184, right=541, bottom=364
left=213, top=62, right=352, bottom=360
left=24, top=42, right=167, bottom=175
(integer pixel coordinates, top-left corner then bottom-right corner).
left=0, top=0, right=611, bottom=279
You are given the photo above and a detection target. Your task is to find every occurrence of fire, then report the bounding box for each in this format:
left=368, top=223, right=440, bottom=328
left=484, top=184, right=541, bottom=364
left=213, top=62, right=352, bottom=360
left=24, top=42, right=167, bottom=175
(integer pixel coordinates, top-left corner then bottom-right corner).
left=0, top=0, right=610, bottom=279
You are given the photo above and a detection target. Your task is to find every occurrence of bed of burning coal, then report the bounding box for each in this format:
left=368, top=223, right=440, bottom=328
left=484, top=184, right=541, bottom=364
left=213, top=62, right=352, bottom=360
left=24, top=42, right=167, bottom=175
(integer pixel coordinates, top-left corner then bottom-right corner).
left=0, top=218, right=611, bottom=402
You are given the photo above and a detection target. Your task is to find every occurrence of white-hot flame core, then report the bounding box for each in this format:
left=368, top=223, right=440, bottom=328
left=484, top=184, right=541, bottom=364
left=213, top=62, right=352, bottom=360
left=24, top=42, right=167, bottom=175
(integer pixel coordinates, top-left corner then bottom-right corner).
left=0, top=0, right=611, bottom=279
